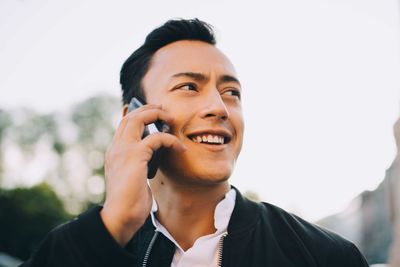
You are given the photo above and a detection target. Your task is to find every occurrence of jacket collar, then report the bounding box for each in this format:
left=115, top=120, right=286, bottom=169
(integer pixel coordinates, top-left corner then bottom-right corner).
left=228, top=186, right=261, bottom=236
left=141, top=185, right=261, bottom=235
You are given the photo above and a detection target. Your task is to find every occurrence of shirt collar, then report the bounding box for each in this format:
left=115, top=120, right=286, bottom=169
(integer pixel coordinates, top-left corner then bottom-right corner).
left=150, top=188, right=236, bottom=235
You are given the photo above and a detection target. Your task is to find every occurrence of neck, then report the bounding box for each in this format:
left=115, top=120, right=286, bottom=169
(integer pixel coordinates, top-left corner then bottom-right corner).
left=149, top=175, right=230, bottom=251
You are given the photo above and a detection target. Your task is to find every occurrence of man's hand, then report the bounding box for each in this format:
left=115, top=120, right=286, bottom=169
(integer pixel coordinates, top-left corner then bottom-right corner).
left=100, top=104, right=186, bottom=246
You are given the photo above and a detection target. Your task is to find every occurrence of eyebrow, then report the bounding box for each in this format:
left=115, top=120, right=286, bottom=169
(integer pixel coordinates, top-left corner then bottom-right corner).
left=219, top=74, right=241, bottom=87
left=171, top=72, right=241, bottom=87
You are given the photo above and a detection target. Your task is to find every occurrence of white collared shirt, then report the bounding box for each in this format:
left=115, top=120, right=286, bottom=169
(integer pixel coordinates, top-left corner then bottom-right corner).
left=150, top=188, right=236, bottom=267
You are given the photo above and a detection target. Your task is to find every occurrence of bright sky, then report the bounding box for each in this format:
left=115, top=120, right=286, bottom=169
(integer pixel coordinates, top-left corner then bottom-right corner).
left=1, top=0, right=399, bottom=221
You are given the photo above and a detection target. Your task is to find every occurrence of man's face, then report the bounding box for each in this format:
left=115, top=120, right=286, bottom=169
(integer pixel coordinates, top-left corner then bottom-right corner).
left=142, top=40, right=244, bottom=185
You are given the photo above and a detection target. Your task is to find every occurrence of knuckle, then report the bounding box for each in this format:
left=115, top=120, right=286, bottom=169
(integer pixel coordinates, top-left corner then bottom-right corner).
left=120, top=116, right=130, bottom=125
left=125, top=111, right=138, bottom=121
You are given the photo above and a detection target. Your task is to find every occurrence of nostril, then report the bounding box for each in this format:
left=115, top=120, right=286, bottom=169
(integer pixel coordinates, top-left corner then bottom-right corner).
left=204, top=113, right=228, bottom=120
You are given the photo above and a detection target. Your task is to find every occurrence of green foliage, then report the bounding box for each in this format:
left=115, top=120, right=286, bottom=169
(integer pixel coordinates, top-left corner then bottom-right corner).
left=3, top=110, right=62, bottom=156
left=12, top=110, right=52, bottom=149
left=244, top=190, right=261, bottom=202
left=0, top=94, right=120, bottom=259
left=0, top=110, right=12, bottom=142
left=0, top=183, right=73, bottom=260
left=0, top=110, right=11, bottom=184
left=71, top=94, right=119, bottom=150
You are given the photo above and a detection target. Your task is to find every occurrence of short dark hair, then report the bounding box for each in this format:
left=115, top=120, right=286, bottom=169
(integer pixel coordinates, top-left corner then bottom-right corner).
left=120, top=18, right=217, bottom=105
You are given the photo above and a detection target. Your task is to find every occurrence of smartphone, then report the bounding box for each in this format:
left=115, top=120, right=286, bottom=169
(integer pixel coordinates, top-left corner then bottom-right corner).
left=128, top=97, right=170, bottom=179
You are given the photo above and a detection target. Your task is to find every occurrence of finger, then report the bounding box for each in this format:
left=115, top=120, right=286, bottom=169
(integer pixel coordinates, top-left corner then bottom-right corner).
left=114, top=104, right=161, bottom=139
left=120, top=109, right=175, bottom=143
left=141, top=132, right=187, bottom=154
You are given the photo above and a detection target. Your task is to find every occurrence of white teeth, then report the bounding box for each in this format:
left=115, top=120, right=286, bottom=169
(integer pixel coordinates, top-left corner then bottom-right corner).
left=191, top=134, right=225, bottom=144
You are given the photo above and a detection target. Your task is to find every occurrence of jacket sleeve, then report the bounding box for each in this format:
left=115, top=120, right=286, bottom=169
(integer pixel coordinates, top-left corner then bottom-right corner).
left=19, top=206, right=139, bottom=267
left=346, top=243, right=369, bottom=267
left=325, top=239, right=370, bottom=267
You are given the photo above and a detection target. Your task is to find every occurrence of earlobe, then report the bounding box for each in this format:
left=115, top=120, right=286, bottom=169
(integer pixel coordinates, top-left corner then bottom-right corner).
left=122, top=104, right=129, bottom=117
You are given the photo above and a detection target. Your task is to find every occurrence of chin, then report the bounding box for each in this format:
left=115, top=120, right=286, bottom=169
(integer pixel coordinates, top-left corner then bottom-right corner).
left=192, top=170, right=231, bottom=185
left=159, top=159, right=233, bottom=185
left=159, top=148, right=237, bottom=184
left=200, top=164, right=232, bottom=180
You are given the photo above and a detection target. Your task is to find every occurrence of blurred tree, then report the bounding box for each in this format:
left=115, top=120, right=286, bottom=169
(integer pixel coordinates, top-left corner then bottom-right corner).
left=0, top=94, right=120, bottom=213
left=0, top=183, right=72, bottom=260
left=71, top=94, right=119, bottom=151
left=8, top=109, right=52, bottom=154
left=0, top=110, right=12, bottom=186
left=0, top=110, right=11, bottom=143
left=64, top=94, right=119, bottom=210
left=244, top=190, right=261, bottom=202
left=0, top=94, right=120, bottom=260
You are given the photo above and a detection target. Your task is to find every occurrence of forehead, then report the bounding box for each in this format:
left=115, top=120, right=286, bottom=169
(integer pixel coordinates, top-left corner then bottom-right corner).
left=143, top=40, right=237, bottom=86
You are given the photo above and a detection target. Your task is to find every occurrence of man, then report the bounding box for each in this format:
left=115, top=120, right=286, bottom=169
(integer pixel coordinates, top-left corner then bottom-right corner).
left=22, top=18, right=369, bottom=267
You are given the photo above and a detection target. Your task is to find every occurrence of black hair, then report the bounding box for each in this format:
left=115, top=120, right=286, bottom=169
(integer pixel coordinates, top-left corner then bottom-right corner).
left=120, top=18, right=217, bottom=105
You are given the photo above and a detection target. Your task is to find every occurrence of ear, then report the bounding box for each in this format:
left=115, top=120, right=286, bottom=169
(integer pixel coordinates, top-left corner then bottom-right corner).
left=122, top=104, right=129, bottom=117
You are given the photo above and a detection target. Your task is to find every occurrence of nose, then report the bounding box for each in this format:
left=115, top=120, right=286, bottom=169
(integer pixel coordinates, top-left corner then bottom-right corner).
left=199, top=90, right=229, bottom=120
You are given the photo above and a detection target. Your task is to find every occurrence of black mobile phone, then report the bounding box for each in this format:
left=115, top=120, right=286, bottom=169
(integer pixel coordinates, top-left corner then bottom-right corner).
left=128, top=97, right=170, bottom=179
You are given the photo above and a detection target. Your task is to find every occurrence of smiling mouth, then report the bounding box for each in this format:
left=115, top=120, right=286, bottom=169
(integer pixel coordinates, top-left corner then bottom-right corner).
left=188, top=134, right=231, bottom=145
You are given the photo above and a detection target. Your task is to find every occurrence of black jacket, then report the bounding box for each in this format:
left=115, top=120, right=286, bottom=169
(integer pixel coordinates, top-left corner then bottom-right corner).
left=21, top=188, right=369, bottom=267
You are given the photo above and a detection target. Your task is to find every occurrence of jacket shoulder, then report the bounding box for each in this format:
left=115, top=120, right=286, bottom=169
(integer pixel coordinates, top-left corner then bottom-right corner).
left=21, top=206, right=137, bottom=267
left=257, top=202, right=369, bottom=266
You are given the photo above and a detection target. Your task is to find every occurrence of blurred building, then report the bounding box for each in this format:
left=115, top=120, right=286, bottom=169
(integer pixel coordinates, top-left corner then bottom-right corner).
left=387, top=116, right=400, bottom=266
left=318, top=118, right=400, bottom=266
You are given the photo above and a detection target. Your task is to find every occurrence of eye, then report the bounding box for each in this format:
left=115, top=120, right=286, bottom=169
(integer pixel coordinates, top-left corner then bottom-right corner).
left=176, top=83, right=197, bottom=91
left=222, top=89, right=241, bottom=99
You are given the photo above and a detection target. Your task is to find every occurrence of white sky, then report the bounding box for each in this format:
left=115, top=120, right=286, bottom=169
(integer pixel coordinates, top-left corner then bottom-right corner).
left=1, top=0, right=399, bottom=221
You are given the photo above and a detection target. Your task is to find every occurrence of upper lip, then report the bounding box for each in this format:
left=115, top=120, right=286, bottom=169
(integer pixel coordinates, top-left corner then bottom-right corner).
left=186, top=128, right=233, bottom=142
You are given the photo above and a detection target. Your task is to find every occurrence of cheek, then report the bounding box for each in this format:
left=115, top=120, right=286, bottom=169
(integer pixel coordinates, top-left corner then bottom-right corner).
left=231, top=109, right=244, bottom=153
left=162, top=102, right=194, bottom=133
left=231, top=108, right=244, bottom=136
